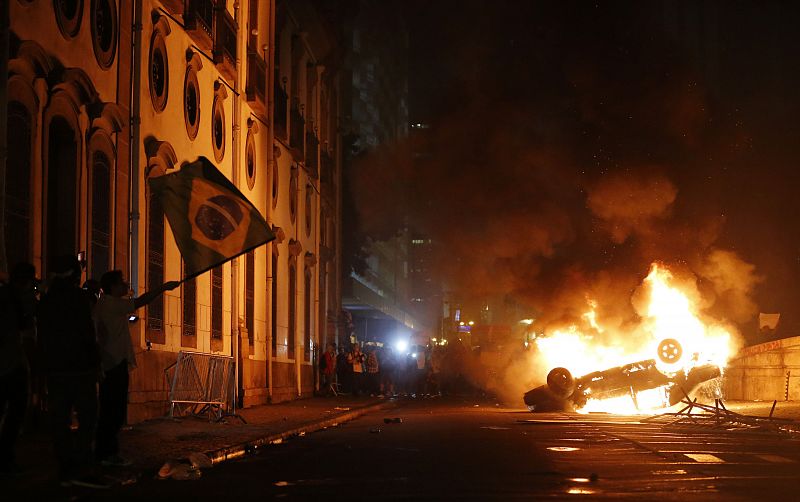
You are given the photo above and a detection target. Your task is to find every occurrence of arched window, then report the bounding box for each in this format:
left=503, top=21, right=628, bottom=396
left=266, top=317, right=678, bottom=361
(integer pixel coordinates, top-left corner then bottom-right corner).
left=305, top=184, right=313, bottom=236
left=271, top=251, right=278, bottom=356
left=46, top=116, right=78, bottom=273
left=5, top=102, right=32, bottom=267
left=287, top=259, right=296, bottom=359
left=211, top=265, right=223, bottom=349
left=246, top=250, right=255, bottom=347
left=146, top=187, right=165, bottom=344
left=271, top=150, right=280, bottom=208
left=90, top=151, right=111, bottom=279
left=289, top=165, right=297, bottom=223
left=182, top=261, right=197, bottom=348
left=304, top=266, right=312, bottom=362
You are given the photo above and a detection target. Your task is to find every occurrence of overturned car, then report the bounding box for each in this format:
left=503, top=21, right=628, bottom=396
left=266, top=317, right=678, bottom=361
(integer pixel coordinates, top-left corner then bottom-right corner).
left=524, top=338, right=722, bottom=412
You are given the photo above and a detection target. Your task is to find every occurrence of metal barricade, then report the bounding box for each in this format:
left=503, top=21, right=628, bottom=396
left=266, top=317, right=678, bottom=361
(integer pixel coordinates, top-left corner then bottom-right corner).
left=164, top=351, right=235, bottom=420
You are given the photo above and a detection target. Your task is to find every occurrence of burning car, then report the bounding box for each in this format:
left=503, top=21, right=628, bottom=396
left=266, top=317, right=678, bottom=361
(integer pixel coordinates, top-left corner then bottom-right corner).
left=524, top=338, right=722, bottom=412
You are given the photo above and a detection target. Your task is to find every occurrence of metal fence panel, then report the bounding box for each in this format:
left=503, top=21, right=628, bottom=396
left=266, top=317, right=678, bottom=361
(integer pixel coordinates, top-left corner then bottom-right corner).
left=165, top=351, right=235, bottom=420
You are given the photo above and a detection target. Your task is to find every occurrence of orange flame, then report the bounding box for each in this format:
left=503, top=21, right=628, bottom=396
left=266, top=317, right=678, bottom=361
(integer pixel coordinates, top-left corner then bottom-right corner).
left=534, top=262, right=734, bottom=413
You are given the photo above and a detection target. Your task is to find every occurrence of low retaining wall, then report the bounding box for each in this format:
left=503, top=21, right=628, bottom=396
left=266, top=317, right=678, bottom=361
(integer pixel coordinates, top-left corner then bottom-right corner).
left=723, top=336, right=800, bottom=401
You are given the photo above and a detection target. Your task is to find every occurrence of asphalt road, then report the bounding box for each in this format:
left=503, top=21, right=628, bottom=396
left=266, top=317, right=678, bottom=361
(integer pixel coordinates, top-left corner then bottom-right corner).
left=89, top=397, right=800, bottom=500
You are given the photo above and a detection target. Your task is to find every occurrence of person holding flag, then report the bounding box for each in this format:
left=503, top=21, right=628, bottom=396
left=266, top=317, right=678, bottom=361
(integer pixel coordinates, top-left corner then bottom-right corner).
left=147, top=156, right=275, bottom=414
left=94, top=271, right=180, bottom=467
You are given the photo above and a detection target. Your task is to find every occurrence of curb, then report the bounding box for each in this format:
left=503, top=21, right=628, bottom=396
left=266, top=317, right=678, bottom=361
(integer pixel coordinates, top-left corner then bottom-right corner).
left=200, top=400, right=399, bottom=465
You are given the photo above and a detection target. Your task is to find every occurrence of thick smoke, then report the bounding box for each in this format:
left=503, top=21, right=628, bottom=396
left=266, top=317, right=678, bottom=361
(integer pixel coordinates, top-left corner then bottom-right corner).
left=587, top=175, right=678, bottom=244
left=345, top=2, right=798, bottom=400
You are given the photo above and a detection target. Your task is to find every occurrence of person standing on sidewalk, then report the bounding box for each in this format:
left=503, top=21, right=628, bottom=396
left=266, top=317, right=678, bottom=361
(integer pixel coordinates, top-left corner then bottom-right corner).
left=366, top=347, right=380, bottom=396
left=94, top=270, right=179, bottom=467
left=348, top=343, right=366, bottom=396
left=336, top=346, right=350, bottom=394
left=0, top=263, right=38, bottom=476
left=38, top=255, right=103, bottom=488
left=320, top=343, right=337, bottom=396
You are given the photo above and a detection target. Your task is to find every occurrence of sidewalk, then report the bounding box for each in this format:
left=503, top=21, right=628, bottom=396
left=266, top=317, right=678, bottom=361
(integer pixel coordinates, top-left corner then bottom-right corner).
left=2, top=395, right=398, bottom=494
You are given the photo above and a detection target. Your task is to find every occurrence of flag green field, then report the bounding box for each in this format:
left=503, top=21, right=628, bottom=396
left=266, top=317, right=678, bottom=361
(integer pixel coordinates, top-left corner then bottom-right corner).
left=149, top=157, right=275, bottom=277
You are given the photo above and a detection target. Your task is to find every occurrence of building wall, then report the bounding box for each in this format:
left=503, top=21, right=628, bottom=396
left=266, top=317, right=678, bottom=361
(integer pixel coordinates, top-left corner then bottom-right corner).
left=724, top=336, right=800, bottom=401
left=6, top=0, right=343, bottom=422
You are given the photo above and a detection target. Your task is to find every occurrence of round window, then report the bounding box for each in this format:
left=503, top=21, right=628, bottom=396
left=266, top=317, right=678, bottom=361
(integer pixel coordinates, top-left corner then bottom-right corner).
left=305, top=185, right=312, bottom=236
left=149, top=32, right=169, bottom=113
left=211, top=96, right=226, bottom=162
left=184, top=68, right=200, bottom=140
left=91, top=0, right=117, bottom=69
left=246, top=133, right=256, bottom=190
left=271, top=150, right=279, bottom=208
left=289, top=168, right=297, bottom=223
left=55, top=0, right=84, bottom=39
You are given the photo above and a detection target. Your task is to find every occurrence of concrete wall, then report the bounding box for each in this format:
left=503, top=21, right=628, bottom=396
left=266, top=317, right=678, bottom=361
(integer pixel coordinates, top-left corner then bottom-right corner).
left=723, top=336, right=800, bottom=401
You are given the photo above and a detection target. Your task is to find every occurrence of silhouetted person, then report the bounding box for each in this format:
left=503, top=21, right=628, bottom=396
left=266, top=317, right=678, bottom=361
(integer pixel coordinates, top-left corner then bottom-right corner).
left=94, top=270, right=179, bottom=467
left=320, top=343, right=337, bottom=396
left=348, top=343, right=366, bottom=396
left=336, top=347, right=350, bottom=393
left=38, top=255, right=104, bottom=488
left=366, top=347, right=380, bottom=396
left=0, top=262, right=38, bottom=475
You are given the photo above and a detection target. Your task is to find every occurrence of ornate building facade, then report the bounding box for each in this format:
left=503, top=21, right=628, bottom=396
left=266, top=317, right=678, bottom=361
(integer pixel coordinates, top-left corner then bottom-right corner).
left=3, top=0, right=344, bottom=421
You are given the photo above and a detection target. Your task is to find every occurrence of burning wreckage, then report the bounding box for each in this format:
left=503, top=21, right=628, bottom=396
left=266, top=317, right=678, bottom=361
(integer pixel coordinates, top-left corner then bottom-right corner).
left=524, top=338, right=722, bottom=412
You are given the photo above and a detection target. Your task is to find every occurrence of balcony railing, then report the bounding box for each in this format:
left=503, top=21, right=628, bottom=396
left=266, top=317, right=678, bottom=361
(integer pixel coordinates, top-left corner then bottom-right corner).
left=274, top=72, right=288, bottom=139
left=290, top=100, right=305, bottom=155
left=184, top=0, right=214, bottom=51
left=245, top=49, right=267, bottom=116
left=214, top=9, right=237, bottom=80
left=305, top=130, right=319, bottom=177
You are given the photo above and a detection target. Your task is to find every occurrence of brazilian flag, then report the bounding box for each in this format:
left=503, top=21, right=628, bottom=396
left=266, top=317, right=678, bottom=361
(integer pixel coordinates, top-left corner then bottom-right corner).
left=149, top=157, right=275, bottom=278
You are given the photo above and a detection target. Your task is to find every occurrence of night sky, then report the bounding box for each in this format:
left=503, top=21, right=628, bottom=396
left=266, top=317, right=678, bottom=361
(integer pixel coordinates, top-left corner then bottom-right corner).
left=351, top=1, right=800, bottom=343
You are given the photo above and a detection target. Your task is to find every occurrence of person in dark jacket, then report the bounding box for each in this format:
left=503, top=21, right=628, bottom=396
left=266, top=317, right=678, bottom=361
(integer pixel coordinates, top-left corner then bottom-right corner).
left=0, top=263, right=38, bottom=475
left=94, top=270, right=179, bottom=467
left=38, top=255, right=103, bottom=487
left=336, top=346, right=351, bottom=394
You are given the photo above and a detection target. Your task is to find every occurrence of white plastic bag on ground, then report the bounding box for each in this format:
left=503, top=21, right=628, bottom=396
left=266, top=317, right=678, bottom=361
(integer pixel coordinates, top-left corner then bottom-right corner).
left=188, top=452, right=213, bottom=469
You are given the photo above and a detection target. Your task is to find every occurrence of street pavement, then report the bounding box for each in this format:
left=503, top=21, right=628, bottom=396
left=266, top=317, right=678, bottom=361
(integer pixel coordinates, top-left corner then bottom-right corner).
left=4, top=396, right=800, bottom=500
left=92, top=398, right=800, bottom=500
left=1, top=395, right=397, bottom=500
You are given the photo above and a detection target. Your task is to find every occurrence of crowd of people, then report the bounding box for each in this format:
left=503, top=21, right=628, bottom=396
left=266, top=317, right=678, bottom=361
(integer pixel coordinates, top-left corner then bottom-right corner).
left=0, top=255, right=178, bottom=488
left=0, top=254, right=490, bottom=488
left=319, top=339, right=480, bottom=399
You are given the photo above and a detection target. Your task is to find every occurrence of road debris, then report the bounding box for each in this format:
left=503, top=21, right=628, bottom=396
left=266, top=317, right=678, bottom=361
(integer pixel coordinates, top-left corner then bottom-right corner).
left=189, top=452, right=213, bottom=469
left=157, top=461, right=202, bottom=481
left=643, top=397, right=800, bottom=436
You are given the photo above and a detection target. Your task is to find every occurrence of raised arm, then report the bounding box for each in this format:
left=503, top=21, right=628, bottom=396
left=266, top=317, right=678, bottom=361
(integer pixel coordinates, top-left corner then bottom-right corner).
left=133, top=280, right=181, bottom=309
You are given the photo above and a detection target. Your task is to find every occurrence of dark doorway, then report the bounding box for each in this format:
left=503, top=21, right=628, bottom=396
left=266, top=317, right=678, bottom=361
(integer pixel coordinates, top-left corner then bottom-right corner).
left=5, top=102, right=32, bottom=268
left=90, top=151, right=111, bottom=279
left=47, top=117, right=78, bottom=273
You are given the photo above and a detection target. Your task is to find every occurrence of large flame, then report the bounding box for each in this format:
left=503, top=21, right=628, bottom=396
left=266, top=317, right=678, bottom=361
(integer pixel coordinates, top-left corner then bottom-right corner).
left=534, top=262, right=734, bottom=413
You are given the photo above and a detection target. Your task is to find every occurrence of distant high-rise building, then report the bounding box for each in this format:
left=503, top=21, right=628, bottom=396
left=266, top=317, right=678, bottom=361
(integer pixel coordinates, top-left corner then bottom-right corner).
left=341, top=1, right=429, bottom=348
